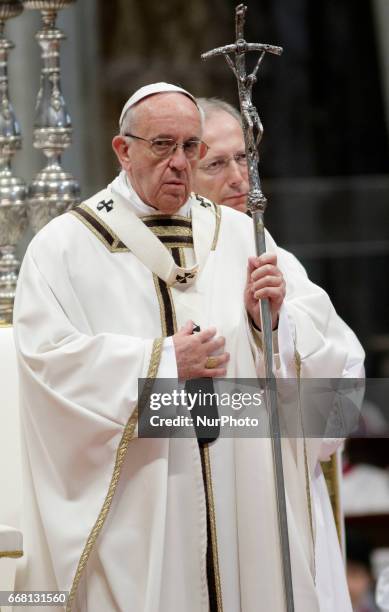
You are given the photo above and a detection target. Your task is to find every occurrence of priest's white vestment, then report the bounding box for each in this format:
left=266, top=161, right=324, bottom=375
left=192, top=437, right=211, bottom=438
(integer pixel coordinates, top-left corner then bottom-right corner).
left=13, top=175, right=364, bottom=612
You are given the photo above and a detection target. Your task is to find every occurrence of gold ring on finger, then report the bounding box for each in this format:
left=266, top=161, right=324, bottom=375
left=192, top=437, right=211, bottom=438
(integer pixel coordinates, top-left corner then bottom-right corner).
left=205, top=356, right=218, bottom=369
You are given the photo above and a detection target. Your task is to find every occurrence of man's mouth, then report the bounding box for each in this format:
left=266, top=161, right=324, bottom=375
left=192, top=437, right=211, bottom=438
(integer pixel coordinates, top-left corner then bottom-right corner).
left=225, top=193, right=247, bottom=202
left=164, top=180, right=185, bottom=187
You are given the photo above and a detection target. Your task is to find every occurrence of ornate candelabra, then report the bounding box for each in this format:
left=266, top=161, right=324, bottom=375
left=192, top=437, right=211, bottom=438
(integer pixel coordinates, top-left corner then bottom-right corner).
left=0, top=0, right=28, bottom=326
left=23, top=0, right=79, bottom=233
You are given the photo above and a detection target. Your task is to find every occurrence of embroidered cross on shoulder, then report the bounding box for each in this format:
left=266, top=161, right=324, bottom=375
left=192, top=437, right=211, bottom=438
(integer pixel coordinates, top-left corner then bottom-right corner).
left=175, top=272, right=196, bottom=284
left=97, top=199, right=114, bottom=212
left=194, top=194, right=211, bottom=208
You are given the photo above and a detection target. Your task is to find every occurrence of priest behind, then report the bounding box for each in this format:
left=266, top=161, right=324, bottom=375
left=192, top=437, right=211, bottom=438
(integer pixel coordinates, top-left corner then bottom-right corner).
left=13, top=83, right=364, bottom=612
left=194, top=96, right=366, bottom=611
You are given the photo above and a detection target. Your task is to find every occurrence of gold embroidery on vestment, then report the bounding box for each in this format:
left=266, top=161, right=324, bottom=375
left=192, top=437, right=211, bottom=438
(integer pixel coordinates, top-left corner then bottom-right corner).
left=70, top=204, right=129, bottom=253
left=294, top=347, right=316, bottom=581
left=141, top=214, right=191, bottom=223
left=0, top=550, right=23, bottom=558
left=67, top=337, right=163, bottom=611
left=179, top=248, right=186, bottom=268
left=211, top=203, right=221, bottom=251
left=321, top=453, right=343, bottom=549
left=202, top=444, right=224, bottom=612
left=146, top=225, right=192, bottom=237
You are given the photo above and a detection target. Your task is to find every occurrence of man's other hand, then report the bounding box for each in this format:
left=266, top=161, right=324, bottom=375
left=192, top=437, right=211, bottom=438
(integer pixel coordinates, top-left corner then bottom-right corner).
left=172, top=321, right=229, bottom=380
left=245, top=254, right=286, bottom=331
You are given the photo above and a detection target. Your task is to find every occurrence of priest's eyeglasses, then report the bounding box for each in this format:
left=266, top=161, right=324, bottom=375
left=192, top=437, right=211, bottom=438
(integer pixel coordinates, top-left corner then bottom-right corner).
left=199, top=152, right=248, bottom=175
left=124, top=133, right=209, bottom=160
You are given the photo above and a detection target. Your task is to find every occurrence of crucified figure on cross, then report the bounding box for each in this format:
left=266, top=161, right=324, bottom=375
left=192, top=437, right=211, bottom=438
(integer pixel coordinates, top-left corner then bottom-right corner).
left=202, top=3, right=282, bottom=215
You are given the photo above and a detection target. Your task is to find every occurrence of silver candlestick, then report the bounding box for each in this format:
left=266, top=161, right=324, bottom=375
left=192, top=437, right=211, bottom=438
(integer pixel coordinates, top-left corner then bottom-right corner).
left=0, top=0, right=28, bottom=326
left=23, top=0, right=79, bottom=233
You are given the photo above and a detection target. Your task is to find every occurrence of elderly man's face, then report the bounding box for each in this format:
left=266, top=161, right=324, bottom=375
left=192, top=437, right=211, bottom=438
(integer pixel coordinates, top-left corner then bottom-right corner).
left=113, top=93, right=203, bottom=214
left=194, top=110, right=249, bottom=212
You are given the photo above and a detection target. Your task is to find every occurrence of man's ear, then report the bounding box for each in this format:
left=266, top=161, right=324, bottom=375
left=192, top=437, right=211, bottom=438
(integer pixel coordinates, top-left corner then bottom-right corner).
left=112, top=135, right=131, bottom=169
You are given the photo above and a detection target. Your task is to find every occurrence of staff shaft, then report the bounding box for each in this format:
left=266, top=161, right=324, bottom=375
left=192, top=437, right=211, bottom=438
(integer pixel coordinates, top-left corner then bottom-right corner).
left=202, top=4, right=295, bottom=611
left=252, top=209, right=295, bottom=612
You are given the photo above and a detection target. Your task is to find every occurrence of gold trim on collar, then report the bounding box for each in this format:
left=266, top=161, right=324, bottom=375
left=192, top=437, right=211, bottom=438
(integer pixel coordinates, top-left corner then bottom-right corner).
left=67, top=337, right=164, bottom=612
left=141, top=214, right=191, bottom=223
left=146, top=225, right=193, bottom=237
left=70, top=203, right=129, bottom=253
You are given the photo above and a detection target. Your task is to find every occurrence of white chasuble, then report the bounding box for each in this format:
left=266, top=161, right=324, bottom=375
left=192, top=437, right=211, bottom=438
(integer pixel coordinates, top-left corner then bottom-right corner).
left=13, top=181, right=364, bottom=612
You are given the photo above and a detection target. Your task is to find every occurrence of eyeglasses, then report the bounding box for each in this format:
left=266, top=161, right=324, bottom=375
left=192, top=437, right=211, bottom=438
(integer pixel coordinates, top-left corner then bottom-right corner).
left=124, top=133, right=209, bottom=160
left=198, top=152, right=248, bottom=175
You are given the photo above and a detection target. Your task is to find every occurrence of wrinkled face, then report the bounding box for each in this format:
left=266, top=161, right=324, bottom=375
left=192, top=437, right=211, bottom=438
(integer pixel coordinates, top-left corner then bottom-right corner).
left=194, top=110, right=249, bottom=212
left=112, top=92, right=203, bottom=214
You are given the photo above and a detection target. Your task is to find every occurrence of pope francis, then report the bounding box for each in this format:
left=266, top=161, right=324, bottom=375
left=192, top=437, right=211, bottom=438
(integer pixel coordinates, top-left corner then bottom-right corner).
left=13, top=83, right=364, bottom=612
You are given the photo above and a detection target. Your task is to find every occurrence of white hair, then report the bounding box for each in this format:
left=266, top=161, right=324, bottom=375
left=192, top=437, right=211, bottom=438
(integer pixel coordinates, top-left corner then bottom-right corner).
left=120, top=105, right=138, bottom=136
left=196, top=97, right=242, bottom=125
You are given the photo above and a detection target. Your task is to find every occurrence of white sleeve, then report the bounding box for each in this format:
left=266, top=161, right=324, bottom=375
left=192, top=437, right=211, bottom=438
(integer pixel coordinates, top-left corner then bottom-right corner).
left=14, top=248, right=175, bottom=429
left=259, top=237, right=365, bottom=469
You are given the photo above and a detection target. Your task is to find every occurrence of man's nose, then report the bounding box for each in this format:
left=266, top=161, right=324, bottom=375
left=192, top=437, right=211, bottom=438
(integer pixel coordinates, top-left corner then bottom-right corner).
left=227, top=159, right=246, bottom=185
left=168, top=144, right=187, bottom=171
